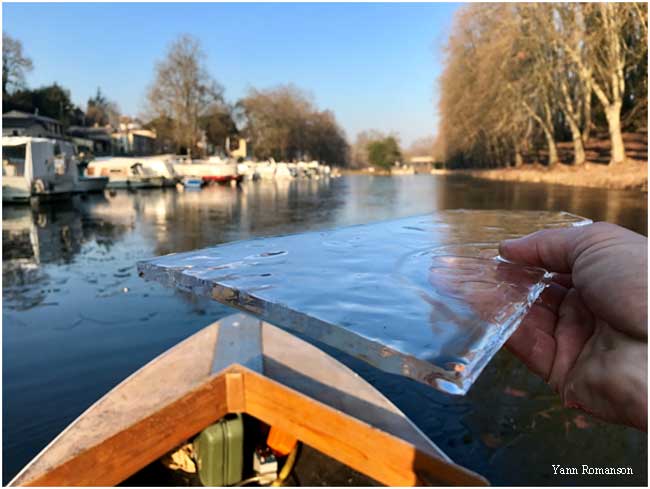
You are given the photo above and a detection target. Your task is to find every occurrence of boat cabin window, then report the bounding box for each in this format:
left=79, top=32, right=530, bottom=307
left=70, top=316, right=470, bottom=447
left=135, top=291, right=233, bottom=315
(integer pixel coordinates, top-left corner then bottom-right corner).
left=2, top=144, right=27, bottom=177
left=107, top=168, right=127, bottom=177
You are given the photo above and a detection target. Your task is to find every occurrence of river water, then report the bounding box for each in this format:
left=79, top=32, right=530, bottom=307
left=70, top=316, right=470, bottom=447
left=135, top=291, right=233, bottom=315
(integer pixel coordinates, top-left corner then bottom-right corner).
left=3, top=174, right=647, bottom=485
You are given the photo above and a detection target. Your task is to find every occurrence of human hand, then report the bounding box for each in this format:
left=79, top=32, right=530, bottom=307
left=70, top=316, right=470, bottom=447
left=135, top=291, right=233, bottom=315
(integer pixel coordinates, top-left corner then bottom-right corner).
left=499, top=222, right=647, bottom=431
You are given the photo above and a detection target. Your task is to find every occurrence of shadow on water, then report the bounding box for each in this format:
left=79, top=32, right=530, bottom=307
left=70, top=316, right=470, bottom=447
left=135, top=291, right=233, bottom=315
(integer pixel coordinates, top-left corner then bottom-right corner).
left=2, top=175, right=647, bottom=485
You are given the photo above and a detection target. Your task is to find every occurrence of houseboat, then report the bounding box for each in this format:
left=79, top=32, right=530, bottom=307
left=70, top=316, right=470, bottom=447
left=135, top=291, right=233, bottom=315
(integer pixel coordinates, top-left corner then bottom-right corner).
left=173, top=156, right=242, bottom=184
left=86, top=156, right=176, bottom=189
left=73, top=160, right=109, bottom=193
left=2, top=136, right=76, bottom=203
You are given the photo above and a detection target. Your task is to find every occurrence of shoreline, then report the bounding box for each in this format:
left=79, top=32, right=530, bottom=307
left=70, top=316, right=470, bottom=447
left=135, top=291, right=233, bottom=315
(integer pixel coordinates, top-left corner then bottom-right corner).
left=448, top=160, right=647, bottom=191
left=343, top=160, right=648, bottom=191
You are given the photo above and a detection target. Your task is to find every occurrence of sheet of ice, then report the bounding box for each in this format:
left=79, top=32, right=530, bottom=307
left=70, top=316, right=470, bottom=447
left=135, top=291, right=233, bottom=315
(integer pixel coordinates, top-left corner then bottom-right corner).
left=138, top=210, right=591, bottom=394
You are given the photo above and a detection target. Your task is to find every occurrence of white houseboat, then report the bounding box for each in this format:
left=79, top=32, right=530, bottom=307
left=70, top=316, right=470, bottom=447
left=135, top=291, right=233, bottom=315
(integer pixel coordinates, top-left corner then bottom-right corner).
left=173, top=156, right=242, bottom=184
left=86, top=156, right=176, bottom=189
left=2, top=137, right=77, bottom=203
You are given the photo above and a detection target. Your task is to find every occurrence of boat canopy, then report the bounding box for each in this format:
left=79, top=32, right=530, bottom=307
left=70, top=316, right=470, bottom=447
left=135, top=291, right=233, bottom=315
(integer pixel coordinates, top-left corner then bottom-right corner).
left=2, top=136, right=56, bottom=183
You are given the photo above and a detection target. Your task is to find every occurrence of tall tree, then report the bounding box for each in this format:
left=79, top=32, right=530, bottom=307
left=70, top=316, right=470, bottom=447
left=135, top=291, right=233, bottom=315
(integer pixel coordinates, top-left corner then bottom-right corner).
left=199, top=102, right=238, bottom=152
left=2, top=34, right=33, bottom=95
left=5, top=83, right=83, bottom=127
left=86, top=87, right=120, bottom=127
left=552, top=3, right=648, bottom=164
left=146, top=34, right=224, bottom=156
left=237, top=84, right=348, bottom=164
left=350, top=130, right=387, bottom=168
left=305, top=109, right=348, bottom=164
left=367, top=136, right=401, bottom=170
left=438, top=3, right=647, bottom=169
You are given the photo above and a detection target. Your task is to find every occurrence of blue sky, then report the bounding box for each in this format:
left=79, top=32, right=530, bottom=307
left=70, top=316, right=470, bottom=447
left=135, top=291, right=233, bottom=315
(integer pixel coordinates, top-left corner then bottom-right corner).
left=3, top=2, right=460, bottom=146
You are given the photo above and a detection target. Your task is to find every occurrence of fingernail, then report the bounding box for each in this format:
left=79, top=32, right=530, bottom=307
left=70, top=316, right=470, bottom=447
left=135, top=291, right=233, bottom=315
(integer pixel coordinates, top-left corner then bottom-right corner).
left=498, top=239, right=517, bottom=257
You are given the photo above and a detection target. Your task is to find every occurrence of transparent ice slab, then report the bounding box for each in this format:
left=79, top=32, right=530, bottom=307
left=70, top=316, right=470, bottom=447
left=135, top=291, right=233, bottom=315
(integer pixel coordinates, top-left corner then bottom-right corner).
left=138, top=210, right=591, bottom=395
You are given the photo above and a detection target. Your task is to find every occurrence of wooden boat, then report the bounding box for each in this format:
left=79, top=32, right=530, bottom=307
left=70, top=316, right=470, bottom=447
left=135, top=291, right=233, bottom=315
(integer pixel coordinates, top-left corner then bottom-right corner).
left=9, top=313, right=487, bottom=487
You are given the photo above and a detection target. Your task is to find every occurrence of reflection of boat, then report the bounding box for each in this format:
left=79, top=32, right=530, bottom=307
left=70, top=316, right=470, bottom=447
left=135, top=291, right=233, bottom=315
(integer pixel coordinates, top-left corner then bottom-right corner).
left=173, top=156, right=242, bottom=184
left=2, top=137, right=77, bottom=203
left=2, top=202, right=85, bottom=277
left=8, top=313, right=486, bottom=487
left=87, top=157, right=170, bottom=189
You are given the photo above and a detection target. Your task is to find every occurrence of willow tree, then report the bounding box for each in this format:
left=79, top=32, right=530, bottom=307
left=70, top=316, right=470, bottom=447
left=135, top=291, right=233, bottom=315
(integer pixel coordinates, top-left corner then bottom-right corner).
left=146, top=34, right=224, bottom=156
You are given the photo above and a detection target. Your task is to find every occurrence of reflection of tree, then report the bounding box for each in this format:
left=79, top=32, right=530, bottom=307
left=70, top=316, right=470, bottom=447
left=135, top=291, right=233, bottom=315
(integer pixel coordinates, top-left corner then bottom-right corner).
left=138, top=180, right=343, bottom=257
left=432, top=175, right=649, bottom=235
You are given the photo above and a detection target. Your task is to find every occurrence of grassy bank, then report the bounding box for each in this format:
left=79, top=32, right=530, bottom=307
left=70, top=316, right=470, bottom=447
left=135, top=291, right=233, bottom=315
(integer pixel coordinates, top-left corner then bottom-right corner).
left=443, top=159, right=647, bottom=191
left=441, top=131, right=648, bottom=191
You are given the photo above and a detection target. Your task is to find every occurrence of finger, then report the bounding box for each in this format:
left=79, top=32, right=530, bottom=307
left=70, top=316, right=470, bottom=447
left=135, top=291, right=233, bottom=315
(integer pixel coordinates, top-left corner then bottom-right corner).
left=506, top=304, right=557, bottom=379
left=551, top=272, right=572, bottom=289
left=499, top=226, right=592, bottom=273
left=547, top=289, right=596, bottom=392
left=537, top=281, right=568, bottom=315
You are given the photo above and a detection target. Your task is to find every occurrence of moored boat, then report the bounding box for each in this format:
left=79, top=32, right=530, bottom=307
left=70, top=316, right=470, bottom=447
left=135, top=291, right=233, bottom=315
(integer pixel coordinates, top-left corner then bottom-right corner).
left=173, top=156, right=242, bottom=184
left=87, top=157, right=170, bottom=189
left=182, top=176, right=204, bottom=189
left=8, top=313, right=487, bottom=487
left=73, top=160, right=109, bottom=193
left=72, top=175, right=109, bottom=193
left=2, top=136, right=77, bottom=203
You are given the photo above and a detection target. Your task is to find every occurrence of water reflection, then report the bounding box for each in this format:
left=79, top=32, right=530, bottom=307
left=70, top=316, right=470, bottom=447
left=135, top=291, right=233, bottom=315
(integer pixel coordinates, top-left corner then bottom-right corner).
left=2, top=175, right=647, bottom=485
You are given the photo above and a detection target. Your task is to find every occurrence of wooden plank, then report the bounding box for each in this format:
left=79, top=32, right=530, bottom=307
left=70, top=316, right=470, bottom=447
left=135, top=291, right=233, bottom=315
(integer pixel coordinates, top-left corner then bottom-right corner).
left=20, top=375, right=228, bottom=487
left=225, top=371, right=246, bottom=413
left=240, top=368, right=488, bottom=486
left=261, top=322, right=450, bottom=461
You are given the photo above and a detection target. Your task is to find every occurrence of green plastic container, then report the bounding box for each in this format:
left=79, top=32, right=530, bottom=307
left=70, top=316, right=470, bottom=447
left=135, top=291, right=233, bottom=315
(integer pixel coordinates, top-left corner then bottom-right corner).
left=193, top=414, right=244, bottom=486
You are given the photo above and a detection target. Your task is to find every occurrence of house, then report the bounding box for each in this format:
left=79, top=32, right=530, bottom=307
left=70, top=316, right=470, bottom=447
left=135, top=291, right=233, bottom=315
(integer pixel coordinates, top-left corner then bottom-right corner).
left=2, top=110, right=65, bottom=139
left=66, top=125, right=113, bottom=157
left=111, top=120, right=156, bottom=156
left=226, top=136, right=249, bottom=159
left=409, top=155, right=445, bottom=172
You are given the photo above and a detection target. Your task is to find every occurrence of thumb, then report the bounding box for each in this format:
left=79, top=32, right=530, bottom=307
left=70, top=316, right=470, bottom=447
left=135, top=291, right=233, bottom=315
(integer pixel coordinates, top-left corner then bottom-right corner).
left=499, top=224, right=595, bottom=273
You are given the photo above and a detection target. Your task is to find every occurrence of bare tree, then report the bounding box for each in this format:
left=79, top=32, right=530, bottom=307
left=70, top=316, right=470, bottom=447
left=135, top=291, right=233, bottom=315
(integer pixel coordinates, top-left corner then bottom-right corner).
left=438, top=3, right=647, bottom=169
left=146, top=34, right=224, bottom=157
left=404, top=135, right=437, bottom=160
left=86, top=87, right=120, bottom=127
left=2, top=34, right=33, bottom=95
left=237, top=84, right=347, bottom=164
left=554, top=3, right=647, bottom=164
left=350, top=130, right=388, bottom=167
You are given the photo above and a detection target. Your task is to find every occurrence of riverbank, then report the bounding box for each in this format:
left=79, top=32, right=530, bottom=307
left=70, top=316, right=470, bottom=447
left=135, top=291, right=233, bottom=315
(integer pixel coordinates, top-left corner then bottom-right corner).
left=442, top=160, right=647, bottom=191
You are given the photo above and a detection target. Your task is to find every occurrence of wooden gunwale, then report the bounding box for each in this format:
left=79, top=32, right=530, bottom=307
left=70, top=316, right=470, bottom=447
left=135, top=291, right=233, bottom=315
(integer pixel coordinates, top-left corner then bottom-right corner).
left=9, top=314, right=488, bottom=487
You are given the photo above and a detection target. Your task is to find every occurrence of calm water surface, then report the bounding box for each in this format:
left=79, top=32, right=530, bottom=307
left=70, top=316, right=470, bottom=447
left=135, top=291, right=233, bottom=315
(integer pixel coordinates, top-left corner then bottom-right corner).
left=3, top=175, right=647, bottom=485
